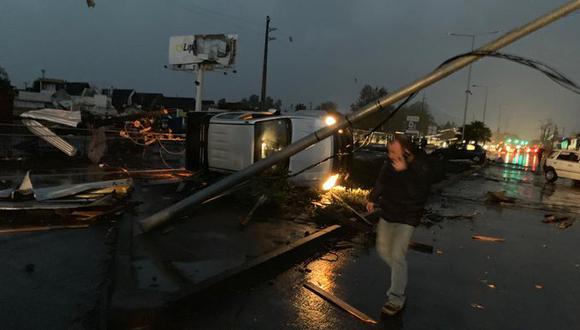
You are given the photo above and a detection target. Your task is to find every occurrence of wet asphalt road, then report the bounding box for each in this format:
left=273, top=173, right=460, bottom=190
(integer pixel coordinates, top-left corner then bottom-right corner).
left=171, top=164, right=580, bottom=330
left=0, top=226, right=111, bottom=330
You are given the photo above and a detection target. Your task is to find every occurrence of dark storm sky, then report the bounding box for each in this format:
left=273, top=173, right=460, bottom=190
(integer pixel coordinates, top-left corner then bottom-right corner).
left=1, top=0, right=579, bottom=139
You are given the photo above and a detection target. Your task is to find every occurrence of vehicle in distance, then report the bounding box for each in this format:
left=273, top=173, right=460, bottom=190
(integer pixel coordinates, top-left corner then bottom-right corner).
left=430, top=143, right=486, bottom=164
left=543, top=149, right=580, bottom=183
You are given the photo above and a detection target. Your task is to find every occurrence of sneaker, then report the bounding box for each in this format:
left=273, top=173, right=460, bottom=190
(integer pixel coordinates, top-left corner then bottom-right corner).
left=381, top=301, right=404, bottom=316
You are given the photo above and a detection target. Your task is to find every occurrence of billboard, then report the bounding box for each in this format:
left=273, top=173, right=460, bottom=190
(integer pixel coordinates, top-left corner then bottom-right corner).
left=169, top=34, right=238, bottom=68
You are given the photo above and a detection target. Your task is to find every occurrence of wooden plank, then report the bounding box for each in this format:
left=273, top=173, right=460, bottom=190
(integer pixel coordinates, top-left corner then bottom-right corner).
left=330, top=192, right=373, bottom=226
left=304, top=281, right=378, bottom=325
left=0, top=224, right=89, bottom=234
left=472, top=235, right=505, bottom=243
left=409, top=241, right=434, bottom=254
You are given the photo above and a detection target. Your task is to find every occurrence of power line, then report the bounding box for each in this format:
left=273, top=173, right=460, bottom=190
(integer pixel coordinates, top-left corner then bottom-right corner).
left=283, top=50, right=580, bottom=179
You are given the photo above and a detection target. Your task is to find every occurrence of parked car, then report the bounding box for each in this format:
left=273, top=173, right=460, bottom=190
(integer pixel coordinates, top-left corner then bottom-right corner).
left=430, top=143, right=486, bottom=164
left=543, top=149, right=580, bottom=183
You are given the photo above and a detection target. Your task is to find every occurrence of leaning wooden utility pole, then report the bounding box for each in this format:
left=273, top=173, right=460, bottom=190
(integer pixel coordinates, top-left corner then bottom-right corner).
left=140, top=0, right=580, bottom=233
left=260, top=16, right=272, bottom=111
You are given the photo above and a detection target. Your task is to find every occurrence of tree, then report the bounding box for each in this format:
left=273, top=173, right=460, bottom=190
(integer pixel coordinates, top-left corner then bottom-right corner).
left=317, top=101, right=338, bottom=112
left=440, top=121, right=457, bottom=130
left=240, top=94, right=282, bottom=110
left=241, top=94, right=260, bottom=109
left=295, top=103, right=307, bottom=111
left=463, top=121, right=492, bottom=143
left=0, top=66, right=9, bottom=89
left=350, top=85, right=393, bottom=131
left=350, top=85, right=388, bottom=112
left=0, top=65, right=14, bottom=123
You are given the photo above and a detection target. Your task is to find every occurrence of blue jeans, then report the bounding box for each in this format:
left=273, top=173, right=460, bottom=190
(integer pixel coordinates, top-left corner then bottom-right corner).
left=376, top=219, right=415, bottom=306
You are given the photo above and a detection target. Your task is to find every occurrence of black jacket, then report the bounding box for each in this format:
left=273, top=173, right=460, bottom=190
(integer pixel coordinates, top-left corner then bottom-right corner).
left=369, top=150, right=432, bottom=227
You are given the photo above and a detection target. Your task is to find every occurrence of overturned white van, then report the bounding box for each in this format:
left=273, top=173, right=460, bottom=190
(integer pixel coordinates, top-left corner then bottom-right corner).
left=185, top=110, right=352, bottom=188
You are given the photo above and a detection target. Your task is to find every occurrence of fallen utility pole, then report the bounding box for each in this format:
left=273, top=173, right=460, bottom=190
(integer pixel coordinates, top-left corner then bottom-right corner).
left=140, top=0, right=580, bottom=233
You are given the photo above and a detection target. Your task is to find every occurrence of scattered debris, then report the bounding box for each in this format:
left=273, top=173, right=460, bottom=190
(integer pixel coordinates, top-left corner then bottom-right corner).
left=240, top=194, right=269, bottom=227
left=472, top=235, right=505, bottom=243
left=20, top=109, right=82, bottom=156
left=425, top=213, right=445, bottom=223
left=24, top=264, right=35, bottom=273
left=334, top=241, right=355, bottom=251
left=0, top=172, right=132, bottom=210
left=303, top=281, right=378, bottom=324
left=542, top=214, right=568, bottom=223
left=161, top=226, right=175, bottom=235
left=435, top=249, right=444, bottom=255
left=445, top=211, right=479, bottom=219
left=486, top=191, right=516, bottom=204
left=0, top=172, right=133, bottom=230
left=470, top=303, right=485, bottom=310
left=423, top=210, right=479, bottom=227
left=0, top=173, right=132, bottom=203
left=329, top=191, right=373, bottom=226
left=409, top=241, right=435, bottom=254
left=541, top=214, right=575, bottom=229
left=558, top=220, right=574, bottom=230
left=0, top=224, right=89, bottom=234
left=141, top=177, right=184, bottom=186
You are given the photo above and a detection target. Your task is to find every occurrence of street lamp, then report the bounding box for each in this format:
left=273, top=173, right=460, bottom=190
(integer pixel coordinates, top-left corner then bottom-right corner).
left=449, top=31, right=499, bottom=140
left=472, top=84, right=488, bottom=124
left=472, top=84, right=499, bottom=126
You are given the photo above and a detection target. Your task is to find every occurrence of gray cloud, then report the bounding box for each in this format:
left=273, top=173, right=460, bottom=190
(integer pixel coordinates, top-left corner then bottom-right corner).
left=0, top=0, right=578, bottom=138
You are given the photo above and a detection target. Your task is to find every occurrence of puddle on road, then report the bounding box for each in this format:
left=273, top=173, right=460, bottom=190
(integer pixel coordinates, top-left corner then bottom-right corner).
left=451, top=164, right=580, bottom=211
left=291, top=252, right=351, bottom=328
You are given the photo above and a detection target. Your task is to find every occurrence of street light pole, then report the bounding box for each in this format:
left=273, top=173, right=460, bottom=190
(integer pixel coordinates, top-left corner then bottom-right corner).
left=472, top=84, right=489, bottom=124
left=449, top=31, right=499, bottom=140
left=463, top=35, right=475, bottom=140
left=497, top=105, right=504, bottom=134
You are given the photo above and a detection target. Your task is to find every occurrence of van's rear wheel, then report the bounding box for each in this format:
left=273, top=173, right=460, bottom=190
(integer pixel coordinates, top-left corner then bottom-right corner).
left=544, top=167, right=558, bottom=183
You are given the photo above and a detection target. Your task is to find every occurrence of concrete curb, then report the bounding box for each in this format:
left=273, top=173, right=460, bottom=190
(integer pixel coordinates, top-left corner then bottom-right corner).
left=108, top=224, right=345, bottom=329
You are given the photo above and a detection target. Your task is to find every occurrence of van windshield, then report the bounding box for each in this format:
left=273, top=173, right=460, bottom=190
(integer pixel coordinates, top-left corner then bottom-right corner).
left=254, top=118, right=292, bottom=169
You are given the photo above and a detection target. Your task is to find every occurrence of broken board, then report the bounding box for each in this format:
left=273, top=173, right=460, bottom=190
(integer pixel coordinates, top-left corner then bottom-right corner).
left=303, top=281, right=378, bottom=324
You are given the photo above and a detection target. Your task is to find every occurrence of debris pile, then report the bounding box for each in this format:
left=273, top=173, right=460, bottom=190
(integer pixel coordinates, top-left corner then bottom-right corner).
left=541, top=214, right=575, bottom=230
left=0, top=171, right=133, bottom=232
left=486, top=190, right=516, bottom=204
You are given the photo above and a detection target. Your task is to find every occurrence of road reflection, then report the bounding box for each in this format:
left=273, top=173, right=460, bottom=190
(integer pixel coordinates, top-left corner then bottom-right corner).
left=291, top=253, right=347, bottom=329
left=501, top=151, right=538, bottom=171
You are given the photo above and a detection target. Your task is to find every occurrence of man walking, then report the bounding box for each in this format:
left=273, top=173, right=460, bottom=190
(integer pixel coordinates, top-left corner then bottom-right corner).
left=366, top=135, right=432, bottom=316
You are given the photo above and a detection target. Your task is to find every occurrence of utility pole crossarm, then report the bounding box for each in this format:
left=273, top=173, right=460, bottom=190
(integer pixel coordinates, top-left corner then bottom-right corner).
left=140, top=0, right=580, bottom=233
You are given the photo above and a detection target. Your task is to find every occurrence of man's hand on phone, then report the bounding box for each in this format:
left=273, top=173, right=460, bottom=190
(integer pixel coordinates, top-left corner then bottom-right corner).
left=366, top=202, right=375, bottom=213
left=392, top=156, right=408, bottom=172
